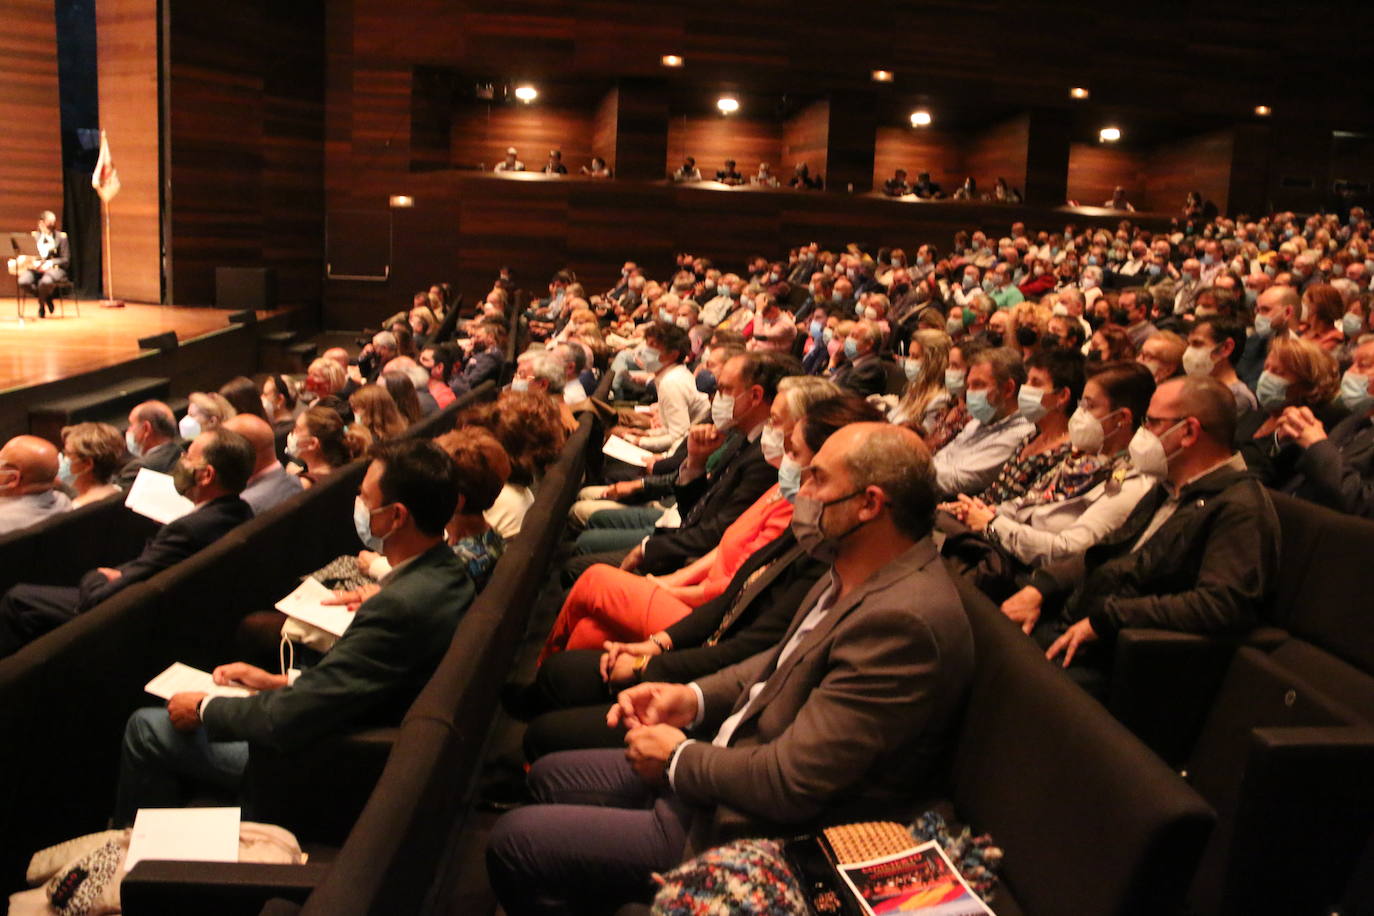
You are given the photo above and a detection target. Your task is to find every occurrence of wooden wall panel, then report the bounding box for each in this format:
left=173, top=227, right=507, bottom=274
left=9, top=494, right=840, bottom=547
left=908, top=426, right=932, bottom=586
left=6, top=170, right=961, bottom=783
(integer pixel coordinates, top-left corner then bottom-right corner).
left=593, top=87, right=618, bottom=172
left=963, top=114, right=1030, bottom=197
left=1143, top=129, right=1233, bottom=215
left=1227, top=123, right=1271, bottom=218
left=825, top=91, right=876, bottom=193
left=610, top=79, right=668, bottom=182
left=666, top=114, right=782, bottom=181
left=782, top=100, right=828, bottom=183
left=0, top=0, right=62, bottom=240
left=450, top=103, right=594, bottom=173
left=872, top=127, right=963, bottom=193
left=96, top=0, right=160, bottom=302
left=1067, top=143, right=1147, bottom=210
left=1023, top=108, right=1070, bottom=207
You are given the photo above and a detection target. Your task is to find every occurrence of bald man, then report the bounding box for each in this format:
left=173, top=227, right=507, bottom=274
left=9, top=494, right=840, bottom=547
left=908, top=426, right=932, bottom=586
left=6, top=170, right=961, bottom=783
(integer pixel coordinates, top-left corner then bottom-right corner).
left=0, top=435, right=72, bottom=534
left=224, top=414, right=302, bottom=515
left=115, top=401, right=184, bottom=488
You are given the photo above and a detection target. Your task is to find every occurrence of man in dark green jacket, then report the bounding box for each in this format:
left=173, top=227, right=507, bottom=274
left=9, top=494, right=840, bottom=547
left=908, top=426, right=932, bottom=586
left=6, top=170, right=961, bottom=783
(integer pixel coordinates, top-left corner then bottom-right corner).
left=114, top=439, right=475, bottom=823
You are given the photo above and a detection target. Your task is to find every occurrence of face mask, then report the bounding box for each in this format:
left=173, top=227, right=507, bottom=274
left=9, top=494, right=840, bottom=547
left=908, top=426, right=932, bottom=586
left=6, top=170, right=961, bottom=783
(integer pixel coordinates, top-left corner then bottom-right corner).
left=831, top=291, right=843, bottom=303
left=777, top=455, right=802, bottom=503
left=640, top=346, right=662, bottom=373
left=1342, top=313, right=1363, bottom=338
left=1051, top=303, right=1069, bottom=318
left=658, top=308, right=673, bottom=323
left=353, top=495, right=387, bottom=552
left=1128, top=422, right=1182, bottom=477
left=285, top=432, right=301, bottom=458
left=57, top=454, right=77, bottom=488
left=1069, top=405, right=1113, bottom=453
left=946, top=317, right=963, bottom=335
left=854, top=300, right=866, bottom=317
left=962, top=275, right=976, bottom=290
left=510, top=378, right=530, bottom=392
left=1254, top=314, right=1274, bottom=337
left=1017, top=385, right=1049, bottom=423
left=1182, top=345, right=1218, bottom=378
left=985, top=330, right=1004, bottom=348
left=261, top=396, right=276, bottom=416
left=1014, top=325, right=1039, bottom=348
left=1146, top=264, right=1162, bottom=277
left=125, top=428, right=143, bottom=458
left=761, top=423, right=786, bottom=463
left=844, top=337, right=859, bottom=360
left=179, top=415, right=202, bottom=440
left=1202, top=254, right=1215, bottom=266
left=945, top=367, right=966, bottom=395
left=863, top=307, right=879, bottom=321
left=982, top=278, right=996, bottom=293
left=966, top=389, right=998, bottom=425
left=1086, top=256, right=1100, bottom=267
left=1082, top=276, right=1099, bottom=290
left=711, top=392, right=737, bottom=431
left=790, top=490, right=865, bottom=562
left=1341, top=370, right=1374, bottom=413
left=1139, top=357, right=1166, bottom=381
left=822, top=328, right=835, bottom=344
left=171, top=460, right=199, bottom=498
left=1256, top=369, right=1290, bottom=412
left=769, top=273, right=779, bottom=283
left=904, top=358, right=922, bottom=382
left=809, top=319, right=824, bottom=339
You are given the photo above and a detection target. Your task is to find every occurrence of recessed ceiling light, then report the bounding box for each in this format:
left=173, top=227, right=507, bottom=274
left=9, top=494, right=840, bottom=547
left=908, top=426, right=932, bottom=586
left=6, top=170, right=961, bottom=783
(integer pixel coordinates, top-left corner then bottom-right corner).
left=1070, top=87, right=1090, bottom=100
left=717, top=96, right=739, bottom=114
left=871, top=69, right=894, bottom=83
left=1254, top=105, right=1272, bottom=116
left=661, top=54, right=683, bottom=68
left=910, top=109, right=932, bottom=127
left=514, top=85, right=538, bottom=102
left=1099, top=126, right=1121, bottom=142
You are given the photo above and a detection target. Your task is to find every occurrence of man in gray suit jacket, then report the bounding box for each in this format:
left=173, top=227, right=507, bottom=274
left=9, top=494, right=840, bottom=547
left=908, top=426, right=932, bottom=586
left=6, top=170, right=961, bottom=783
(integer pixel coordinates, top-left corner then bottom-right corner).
left=225, top=414, right=303, bottom=515
left=487, top=423, right=974, bottom=915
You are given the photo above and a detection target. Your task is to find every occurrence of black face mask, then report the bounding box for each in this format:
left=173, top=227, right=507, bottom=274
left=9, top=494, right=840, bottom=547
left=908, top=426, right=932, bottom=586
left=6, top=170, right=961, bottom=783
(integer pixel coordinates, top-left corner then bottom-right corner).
left=1015, top=325, right=1040, bottom=348
left=890, top=283, right=910, bottom=297
left=984, top=330, right=1004, bottom=348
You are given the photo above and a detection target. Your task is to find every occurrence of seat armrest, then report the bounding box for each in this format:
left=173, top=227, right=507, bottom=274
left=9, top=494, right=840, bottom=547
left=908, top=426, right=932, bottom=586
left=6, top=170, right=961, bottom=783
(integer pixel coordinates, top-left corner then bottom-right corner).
left=1110, top=629, right=1242, bottom=767
left=122, top=861, right=330, bottom=915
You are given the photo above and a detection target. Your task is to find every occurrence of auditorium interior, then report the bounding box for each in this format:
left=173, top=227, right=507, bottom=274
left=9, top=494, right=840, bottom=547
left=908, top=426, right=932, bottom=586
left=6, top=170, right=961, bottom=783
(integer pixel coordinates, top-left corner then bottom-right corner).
left=2, top=0, right=1374, bottom=914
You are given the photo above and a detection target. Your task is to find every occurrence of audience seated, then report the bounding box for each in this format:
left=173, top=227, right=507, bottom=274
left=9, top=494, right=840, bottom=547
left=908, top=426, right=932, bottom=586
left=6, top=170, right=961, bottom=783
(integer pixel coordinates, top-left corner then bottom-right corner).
left=1236, top=336, right=1345, bottom=486
left=115, top=400, right=184, bottom=487
left=286, top=405, right=362, bottom=488
left=224, top=414, right=304, bottom=515
left=0, top=429, right=255, bottom=657
left=462, top=390, right=568, bottom=538
left=182, top=391, right=236, bottom=440
left=349, top=384, right=408, bottom=445
left=0, top=434, right=71, bottom=534
left=932, top=346, right=1035, bottom=499
left=832, top=320, right=887, bottom=397
left=113, top=438, right=477, bottom=823
left=259, top=373, right=299, bottom=460
left=57, top=422, right=124, bottom=508
left=876, top=329, right=953, bottom=435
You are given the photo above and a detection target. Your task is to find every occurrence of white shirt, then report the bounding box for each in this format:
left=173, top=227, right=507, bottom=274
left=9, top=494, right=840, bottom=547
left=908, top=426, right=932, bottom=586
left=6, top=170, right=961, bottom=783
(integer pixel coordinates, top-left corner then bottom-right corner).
left=637, top=363, right=710, bottom=452
left=932, top=411, right=1035, bottom=499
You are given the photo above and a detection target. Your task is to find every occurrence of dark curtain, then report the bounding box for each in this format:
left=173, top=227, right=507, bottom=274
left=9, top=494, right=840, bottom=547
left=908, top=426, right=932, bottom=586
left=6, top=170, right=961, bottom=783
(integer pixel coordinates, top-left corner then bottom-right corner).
left=62, top=167, right=101, bottom=298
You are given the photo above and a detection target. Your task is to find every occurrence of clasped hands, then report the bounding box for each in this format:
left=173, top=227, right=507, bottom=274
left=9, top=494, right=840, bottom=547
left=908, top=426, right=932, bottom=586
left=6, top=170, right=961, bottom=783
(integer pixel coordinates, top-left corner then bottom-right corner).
left=938, top=493, right=996, bottom=532
left=606, top=682, right=696, bottom=787
left=1274, top=406, right=1328, bottom=449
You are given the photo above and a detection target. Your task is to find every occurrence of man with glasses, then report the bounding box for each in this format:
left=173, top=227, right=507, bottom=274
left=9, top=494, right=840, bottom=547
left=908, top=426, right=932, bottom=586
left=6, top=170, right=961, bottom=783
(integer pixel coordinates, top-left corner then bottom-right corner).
left=998, top=376, right=1280, bottom=694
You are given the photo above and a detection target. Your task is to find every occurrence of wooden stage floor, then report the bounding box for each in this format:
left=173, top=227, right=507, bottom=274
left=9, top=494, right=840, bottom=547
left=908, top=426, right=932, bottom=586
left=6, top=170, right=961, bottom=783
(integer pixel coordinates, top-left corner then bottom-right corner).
left=0, top=298, right=274, bottom=393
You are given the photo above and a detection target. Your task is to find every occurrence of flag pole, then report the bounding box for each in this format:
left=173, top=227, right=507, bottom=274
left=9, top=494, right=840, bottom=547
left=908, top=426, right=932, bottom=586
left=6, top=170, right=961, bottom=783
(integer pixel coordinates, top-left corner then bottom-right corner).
left=102, top=198, right=112, bottom=302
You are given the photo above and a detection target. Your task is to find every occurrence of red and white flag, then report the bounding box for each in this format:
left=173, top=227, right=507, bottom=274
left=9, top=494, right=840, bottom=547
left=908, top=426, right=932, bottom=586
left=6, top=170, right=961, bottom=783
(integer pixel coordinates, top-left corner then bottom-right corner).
left=92, top=130, right=121, bottom=203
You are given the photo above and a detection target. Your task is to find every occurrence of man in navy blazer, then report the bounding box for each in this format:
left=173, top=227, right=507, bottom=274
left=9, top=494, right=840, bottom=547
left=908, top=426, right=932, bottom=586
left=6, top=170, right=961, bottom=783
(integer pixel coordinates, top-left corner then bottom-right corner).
left=0, top=429, right=255, bottom=657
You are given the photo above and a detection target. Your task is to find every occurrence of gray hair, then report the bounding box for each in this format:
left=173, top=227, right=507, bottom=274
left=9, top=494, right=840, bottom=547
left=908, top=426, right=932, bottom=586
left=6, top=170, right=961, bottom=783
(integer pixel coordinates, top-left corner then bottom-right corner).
left=404, top=365, right=430, bottom=390
left=970, top=346, right=1026, bottom=388
left=372, top=331, right=397, bottom=351
left=842, top=424, right=936, bottom=541
left=777, top=376, right=841, bottom=423
left=529, top=349, right=568, bottom=392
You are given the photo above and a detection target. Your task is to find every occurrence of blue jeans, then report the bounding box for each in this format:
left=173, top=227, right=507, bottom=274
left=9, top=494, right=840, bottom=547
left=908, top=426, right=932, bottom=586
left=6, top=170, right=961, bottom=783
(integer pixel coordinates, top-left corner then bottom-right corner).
left=486, top=748, right=695, bottom=915
left=115, top=706, right=249, bottom=826
left=573, top=506, right=662, bottom=555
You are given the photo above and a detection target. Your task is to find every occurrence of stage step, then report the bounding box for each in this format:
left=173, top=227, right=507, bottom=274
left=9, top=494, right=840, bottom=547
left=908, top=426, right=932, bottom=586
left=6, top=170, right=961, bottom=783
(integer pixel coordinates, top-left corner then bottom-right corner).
left=29, top=376, right=171, bottom=446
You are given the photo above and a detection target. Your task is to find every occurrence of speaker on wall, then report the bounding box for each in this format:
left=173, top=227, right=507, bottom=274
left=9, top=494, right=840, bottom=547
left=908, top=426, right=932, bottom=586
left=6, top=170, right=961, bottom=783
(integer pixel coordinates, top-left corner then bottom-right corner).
left=215, top=267, right=277, bottom=312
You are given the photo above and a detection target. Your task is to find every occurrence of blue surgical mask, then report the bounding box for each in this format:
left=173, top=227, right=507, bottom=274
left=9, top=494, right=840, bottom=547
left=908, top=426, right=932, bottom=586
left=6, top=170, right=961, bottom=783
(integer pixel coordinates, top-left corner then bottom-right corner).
left=843, top=337, right=858, bottom=360
left=777, top=456, right=802, bottom=503
left=125, top=428, right=143, bottom=458
left=57, top=454, right=77, bottom=488
left=1341, top=370, right=1374, bottom=413
left=1016, top=385, right=1049, bottom=423
left=179, top=414, right=201, bottom=441
left=353, top=495, right=386, bottom=551
left=966, top=389, right=998, bottom=424
left=640, top=346, right=662, bottom=372
left=1256, top=370, right=1290, bottom=412
left=1342, top=313, right=1363, bottom=338
left=809, top=319, right=824, bottom=339
left=945, top=367, right=966, bottom=395
left=1146, top=264, right=1162, bottom=277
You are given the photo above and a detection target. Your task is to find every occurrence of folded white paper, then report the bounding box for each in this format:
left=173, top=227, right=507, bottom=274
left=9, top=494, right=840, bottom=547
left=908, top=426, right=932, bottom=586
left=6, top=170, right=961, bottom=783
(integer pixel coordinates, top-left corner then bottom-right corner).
left=144, top=662, right=256, bottom=701
left=274, top=577, right=355, bottom=638
left=602, top=434, right=655, bottom=468
left=125, top=467, right=194, bottom=524
left=126, top=807, right=241, bottom=870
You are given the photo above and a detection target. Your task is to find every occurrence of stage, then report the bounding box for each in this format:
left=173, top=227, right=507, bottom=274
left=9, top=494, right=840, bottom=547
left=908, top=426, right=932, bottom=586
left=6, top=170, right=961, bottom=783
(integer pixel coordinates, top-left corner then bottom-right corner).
left=0, top=298, right=280, bottom=393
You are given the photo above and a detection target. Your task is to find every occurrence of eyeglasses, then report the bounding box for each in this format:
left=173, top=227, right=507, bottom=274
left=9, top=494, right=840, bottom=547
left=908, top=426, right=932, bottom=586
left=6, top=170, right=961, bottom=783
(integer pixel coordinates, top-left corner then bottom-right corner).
left=1143, top=414, right=1188, bottom=429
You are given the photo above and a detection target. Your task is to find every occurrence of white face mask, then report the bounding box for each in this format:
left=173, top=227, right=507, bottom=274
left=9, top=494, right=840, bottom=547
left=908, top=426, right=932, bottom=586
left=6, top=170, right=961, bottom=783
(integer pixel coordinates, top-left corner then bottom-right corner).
left=1067, top=406, right=1108, bottom=453
left=711, top=392, right=737, bottom=431
left=1128, top=422, right=1183, bottom=477
left=1182, top=345, right=1218, bottom=378
left=760, top=423, right=786, bottom=463
left=179, top=414, right=202, bottom=441
left=511, top=377, right=530, bottom=392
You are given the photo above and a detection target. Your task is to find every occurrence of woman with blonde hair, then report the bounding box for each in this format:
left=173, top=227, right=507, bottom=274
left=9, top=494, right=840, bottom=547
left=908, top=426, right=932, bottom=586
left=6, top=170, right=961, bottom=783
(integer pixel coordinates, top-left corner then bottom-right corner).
left=349, top=384, right=407, bottom=444
left=1008, top=300, right=1051, bottom=359
left=883, top=329, right=951, bottom=435
left=181, top=391, right=235, bottom=440
left=59, top=422, right=125, bottom=507
left=1239, top=336, right=1346, bottom=487
left=304, top=357, right=346, bottom=402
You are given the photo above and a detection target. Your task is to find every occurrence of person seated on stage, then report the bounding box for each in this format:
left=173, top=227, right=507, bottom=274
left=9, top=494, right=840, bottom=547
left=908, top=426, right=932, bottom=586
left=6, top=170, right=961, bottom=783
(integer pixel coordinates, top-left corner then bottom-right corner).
left=1002, top=377, right=1280, bottom=695
left=112, top=438, right=477, bottom=824
left=349, top=384, right=407, bottom=446
left=486, top=423, right=974, bottom=914
left=17, top=210, right=69, bottom=318
left=539, top=377, right=840, bottom=664
left=714, top=159, right=743, bottom=186
left=0, top=435, right=72, bottom=535
left=673, top=156, right=702, bottom=182
left=931, top=346, right=1036, bottom=500
left=285, top=405, right=364, bottom=488
left=114, top=400, right=184, bottom=488
left=911, top=171, right=944, bottom=199
left=180, top=391, right=236, bottom=441
left=224, top=414, right=303, bottom=516
left=0, top=429, right=255, bottom=658
left=750, top=161, right=779, bottom=187
left=58, top=422, right=124, bottom=508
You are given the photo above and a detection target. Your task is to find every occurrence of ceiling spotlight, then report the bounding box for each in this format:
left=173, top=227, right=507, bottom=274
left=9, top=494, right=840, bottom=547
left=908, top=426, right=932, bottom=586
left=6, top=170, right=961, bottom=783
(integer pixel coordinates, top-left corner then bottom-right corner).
left=661, top=54, right=683, bottom=68
left=1254, top=104, right=1272, bottom=116
left=514, top=85, right=538, bottom=102
left=910, top=109, right=932, bottom=127
left=1099, top=126, right=1121, bottom=142
left=717, top=95, right=739, bottom=114
left=388, top=195, right=414, bottom=208
left=1070, top=87, right=1090, bottom=100
left=871, top=69, right=894, bottom=83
